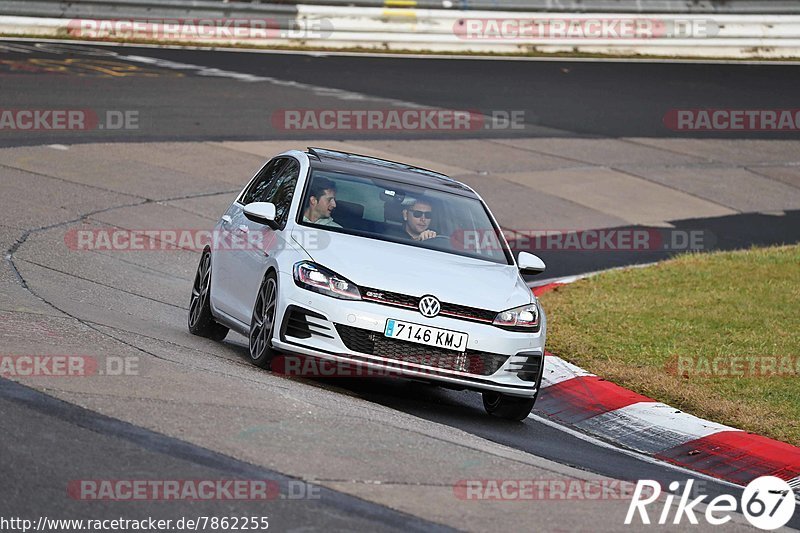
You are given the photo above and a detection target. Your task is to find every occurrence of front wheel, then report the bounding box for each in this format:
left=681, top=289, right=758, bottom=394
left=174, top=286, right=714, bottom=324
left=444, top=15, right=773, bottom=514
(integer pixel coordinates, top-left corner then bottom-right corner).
left=249, top=272, right=278, bottom=369
left=188, top=250, right=229, bottom=341
left=482, top=392, right=536, bottom=421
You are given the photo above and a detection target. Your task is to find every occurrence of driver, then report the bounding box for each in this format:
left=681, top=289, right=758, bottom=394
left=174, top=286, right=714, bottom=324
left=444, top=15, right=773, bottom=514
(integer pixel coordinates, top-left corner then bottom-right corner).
left=302, top=176, right=341, bottom=227
left=389, top=198, right=437, bottom=241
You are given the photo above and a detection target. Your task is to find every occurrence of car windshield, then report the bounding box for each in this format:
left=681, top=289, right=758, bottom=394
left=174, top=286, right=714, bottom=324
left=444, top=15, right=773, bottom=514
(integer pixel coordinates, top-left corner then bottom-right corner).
left=298, top=169, right=513, bottom=265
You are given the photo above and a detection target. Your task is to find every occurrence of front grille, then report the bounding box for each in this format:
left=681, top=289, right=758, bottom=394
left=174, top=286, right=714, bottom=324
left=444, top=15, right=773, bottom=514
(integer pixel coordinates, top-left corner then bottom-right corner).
left=335, top=324, right=509, bottom=376
left=361, top=287, right=417, bottom=309
left=439, top=302, right=495, bottom=322
left=360, top=286, right=496, bottom=324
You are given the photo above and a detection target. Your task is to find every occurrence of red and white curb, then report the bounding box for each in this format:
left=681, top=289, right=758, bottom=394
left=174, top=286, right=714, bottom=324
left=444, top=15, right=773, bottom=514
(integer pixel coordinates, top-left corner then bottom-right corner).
left=531, top=278, right=800, bottom=492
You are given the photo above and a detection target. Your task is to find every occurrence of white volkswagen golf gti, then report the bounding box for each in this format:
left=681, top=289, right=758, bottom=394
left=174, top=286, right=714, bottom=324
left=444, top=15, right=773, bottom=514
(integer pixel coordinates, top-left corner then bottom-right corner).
left=189, top=148, right=547, bottom=420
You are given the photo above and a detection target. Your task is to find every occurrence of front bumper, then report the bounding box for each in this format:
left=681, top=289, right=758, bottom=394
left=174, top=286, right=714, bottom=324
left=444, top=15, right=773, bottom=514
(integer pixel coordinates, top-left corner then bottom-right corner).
left=274, top=272, right=546, bottom=397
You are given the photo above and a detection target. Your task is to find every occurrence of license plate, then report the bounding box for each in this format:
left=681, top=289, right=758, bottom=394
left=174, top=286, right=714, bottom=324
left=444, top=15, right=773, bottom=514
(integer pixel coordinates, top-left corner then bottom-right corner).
left=384, top=319, right=468, bottom=352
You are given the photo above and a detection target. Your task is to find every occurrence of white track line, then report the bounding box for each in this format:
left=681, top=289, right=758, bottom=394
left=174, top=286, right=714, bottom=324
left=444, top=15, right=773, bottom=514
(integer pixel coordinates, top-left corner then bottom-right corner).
left=3, top=36, right=800, bottom=65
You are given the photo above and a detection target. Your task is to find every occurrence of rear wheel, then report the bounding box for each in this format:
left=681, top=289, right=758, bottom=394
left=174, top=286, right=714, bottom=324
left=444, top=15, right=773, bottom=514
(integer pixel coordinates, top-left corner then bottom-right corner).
left=249, top=272, right=278, bottom=369
left=482, top=392, right=536, bottom=421
left=188, top=250, right=228, bottom=341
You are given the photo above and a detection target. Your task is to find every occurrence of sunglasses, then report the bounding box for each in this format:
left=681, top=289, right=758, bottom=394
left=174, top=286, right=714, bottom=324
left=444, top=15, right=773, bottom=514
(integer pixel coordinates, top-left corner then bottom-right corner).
left=410, top=210, right=432, bottom=219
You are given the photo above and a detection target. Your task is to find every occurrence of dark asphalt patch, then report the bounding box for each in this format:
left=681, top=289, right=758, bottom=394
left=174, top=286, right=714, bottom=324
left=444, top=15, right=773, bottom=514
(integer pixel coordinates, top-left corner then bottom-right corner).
left=523, top=209, right=800, bottom=280
left=0, top=377, right=454, bottom=533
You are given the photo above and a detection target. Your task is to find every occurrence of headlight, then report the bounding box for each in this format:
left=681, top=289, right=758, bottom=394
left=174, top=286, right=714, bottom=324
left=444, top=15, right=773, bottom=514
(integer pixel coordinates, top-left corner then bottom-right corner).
left=293, top=261, right=361, bottom=300
left=493, top=301, right=540, bottom=331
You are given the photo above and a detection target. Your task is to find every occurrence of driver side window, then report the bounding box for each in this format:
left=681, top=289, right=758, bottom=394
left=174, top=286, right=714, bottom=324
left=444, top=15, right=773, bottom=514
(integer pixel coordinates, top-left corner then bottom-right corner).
left=240, top=158, right=288, bottom=205
left=263, top=160, right=300, bottom=228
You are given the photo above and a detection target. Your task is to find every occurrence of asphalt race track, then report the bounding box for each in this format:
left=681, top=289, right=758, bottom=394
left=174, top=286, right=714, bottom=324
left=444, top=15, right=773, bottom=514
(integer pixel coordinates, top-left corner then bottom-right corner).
left=3, top=40, right=800, bottom=144
left=1, top=39, right=799, bottom=531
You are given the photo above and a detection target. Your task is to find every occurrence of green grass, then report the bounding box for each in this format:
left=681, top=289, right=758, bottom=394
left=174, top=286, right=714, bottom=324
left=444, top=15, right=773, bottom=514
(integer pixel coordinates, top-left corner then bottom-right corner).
left=538, top=245, right=800, bottom=445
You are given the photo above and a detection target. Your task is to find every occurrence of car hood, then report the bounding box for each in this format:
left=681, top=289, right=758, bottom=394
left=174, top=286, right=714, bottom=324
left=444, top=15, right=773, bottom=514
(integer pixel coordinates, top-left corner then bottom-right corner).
left=293, top=229, right=532, bottom=312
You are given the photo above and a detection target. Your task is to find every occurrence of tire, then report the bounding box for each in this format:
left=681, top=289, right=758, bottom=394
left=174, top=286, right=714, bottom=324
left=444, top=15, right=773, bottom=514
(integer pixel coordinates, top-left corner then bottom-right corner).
left=188, top=250, right=229, bottom=341
left=482, top=392, right=537, bottom=421
left=249, top=272, right=278, bottom=369
left=483, top=352, right=545, bottom=420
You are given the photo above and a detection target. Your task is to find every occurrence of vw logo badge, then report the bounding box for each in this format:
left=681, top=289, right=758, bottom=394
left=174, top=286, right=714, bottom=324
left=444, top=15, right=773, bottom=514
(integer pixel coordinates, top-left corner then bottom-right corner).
left=418, top=295, right=441, bottom=318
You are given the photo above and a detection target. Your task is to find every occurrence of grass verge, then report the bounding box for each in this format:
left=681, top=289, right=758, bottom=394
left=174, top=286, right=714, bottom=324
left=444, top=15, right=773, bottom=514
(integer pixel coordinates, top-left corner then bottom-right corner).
left=538, top=244, right=800, bottom=446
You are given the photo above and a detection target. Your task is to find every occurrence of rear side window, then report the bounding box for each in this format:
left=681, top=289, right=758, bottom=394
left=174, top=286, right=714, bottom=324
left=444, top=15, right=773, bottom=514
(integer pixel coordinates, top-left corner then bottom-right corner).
left=240, top=158, right=288, bottom=205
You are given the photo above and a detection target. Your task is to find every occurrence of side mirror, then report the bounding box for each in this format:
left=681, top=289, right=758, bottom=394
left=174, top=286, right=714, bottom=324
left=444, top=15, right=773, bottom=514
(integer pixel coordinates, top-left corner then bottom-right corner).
left=517, top=251, right=546, bottom=276
left=243, top=202, right=278, bottom=228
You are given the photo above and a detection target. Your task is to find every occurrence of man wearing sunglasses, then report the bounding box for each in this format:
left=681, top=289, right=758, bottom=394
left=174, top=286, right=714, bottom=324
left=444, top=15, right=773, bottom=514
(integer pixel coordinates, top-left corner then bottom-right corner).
left=389, top=198, right=437, bottom=241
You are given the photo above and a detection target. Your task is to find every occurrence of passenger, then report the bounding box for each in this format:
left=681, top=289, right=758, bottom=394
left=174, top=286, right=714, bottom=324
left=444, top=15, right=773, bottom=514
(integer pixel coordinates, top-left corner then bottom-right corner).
left=302, top=176, right=342, bottom=227
left=388, top=198, right=437, bottom=241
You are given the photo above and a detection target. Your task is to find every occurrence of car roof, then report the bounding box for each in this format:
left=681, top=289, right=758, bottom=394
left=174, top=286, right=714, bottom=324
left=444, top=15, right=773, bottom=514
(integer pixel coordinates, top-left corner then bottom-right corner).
left=305, top=147, right=478, bottom=197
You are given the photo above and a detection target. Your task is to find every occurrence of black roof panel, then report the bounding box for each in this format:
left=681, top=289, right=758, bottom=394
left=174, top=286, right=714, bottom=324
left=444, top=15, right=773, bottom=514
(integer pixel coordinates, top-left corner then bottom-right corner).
left=306, top=147, right=475, bottom=196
